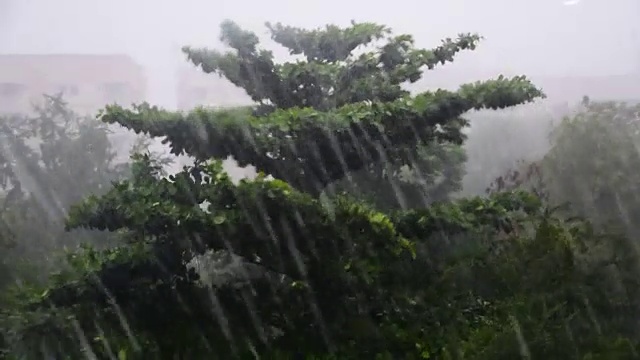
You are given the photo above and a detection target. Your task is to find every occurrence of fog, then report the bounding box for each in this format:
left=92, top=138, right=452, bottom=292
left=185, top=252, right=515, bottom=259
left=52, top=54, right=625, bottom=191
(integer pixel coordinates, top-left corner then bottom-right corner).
left=2, top=0, right=639, bottom=108
left=3, top=1, right=640, bottom=357
left=3, top=0, right=638, bottom=182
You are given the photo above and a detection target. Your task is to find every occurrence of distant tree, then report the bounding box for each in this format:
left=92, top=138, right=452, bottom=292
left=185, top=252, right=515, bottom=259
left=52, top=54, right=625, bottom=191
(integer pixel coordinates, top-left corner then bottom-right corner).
left=0, top=94, right=148, bottom=358
left=482, top=98, right=640, bottom=356
left=542, top=100, right=640, bottom=235
left=0, top=94, right=142, bottom=284
left=488, top=98, right=640, bottom=237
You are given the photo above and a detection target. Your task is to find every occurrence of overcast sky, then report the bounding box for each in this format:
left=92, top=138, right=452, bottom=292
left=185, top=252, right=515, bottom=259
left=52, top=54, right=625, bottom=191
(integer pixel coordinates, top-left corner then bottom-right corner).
left=0, top=0, right=638, bottom=108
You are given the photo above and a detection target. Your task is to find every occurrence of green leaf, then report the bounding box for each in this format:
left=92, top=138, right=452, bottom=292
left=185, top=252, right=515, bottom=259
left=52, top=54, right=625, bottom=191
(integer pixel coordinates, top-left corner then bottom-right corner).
left=118, top=349, right=127, bottom=360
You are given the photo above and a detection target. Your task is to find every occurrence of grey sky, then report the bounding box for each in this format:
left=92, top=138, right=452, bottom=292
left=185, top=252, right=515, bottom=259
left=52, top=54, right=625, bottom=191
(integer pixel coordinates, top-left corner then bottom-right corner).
left=1, top=0, right=638, bottom=107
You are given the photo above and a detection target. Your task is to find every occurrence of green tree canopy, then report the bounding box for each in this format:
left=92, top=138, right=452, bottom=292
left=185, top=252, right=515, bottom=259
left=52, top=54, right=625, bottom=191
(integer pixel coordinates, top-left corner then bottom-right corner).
left=101, top=20, right=542, bottom=205
left=10, top=157, right=552, bottom=358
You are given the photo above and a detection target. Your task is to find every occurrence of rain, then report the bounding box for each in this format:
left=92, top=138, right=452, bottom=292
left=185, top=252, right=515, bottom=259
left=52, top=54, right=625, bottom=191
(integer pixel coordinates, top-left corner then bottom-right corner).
left=1, top=0, right=640, bottom=358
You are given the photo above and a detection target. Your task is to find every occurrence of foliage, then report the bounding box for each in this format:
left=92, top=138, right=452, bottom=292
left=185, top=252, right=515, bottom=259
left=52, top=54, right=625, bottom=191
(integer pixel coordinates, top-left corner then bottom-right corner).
left=0, top=94, right=138, bottom=283
left=542, top=99, right=640, bottom=236
left=0, top=156, right=533, bottom=357
left=5, top=23, right=640, bottom=360
left=9, top=157, right=640, bottom=359
left=0, top=94, right=146, bottom=357
left=478, top=98, right=640, bottom=358
left=0, top=97, right=167, bottom=289
left=489, top=99, right=640, bottom=238
left=101, top=20, right=542, bottom=207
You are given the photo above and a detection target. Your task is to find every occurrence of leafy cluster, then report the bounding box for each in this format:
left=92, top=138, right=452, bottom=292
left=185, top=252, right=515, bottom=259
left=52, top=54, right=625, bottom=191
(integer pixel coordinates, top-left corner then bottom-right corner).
left=2, top=157, right=540, bottom=357
left=11, top=156, right=639, bottom=359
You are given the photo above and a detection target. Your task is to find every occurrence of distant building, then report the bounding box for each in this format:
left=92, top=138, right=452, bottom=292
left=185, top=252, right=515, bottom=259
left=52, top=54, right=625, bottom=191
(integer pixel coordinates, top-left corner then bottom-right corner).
left=176, top=65, right=251, bottom=111
left=0, top=54, right=147, bottom=115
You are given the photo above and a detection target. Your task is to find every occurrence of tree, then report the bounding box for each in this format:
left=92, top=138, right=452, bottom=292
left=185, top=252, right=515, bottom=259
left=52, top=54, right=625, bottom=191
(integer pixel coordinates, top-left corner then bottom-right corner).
left=11, top=21, right=639, bottom=359
left=8, top=157, right=552, bottom=358
left=542, top=99, right=640, bottom=238
left=102, top=20, right=542, bottom=209
left=480, top=98, right=640, bottom=358
left=488, top=98, right=640, bottom=238
left=0, top=94, right=150, bottom=358
left=14, top=158, right=640, bottom=359
left=0, top=94, right=140, bottom=282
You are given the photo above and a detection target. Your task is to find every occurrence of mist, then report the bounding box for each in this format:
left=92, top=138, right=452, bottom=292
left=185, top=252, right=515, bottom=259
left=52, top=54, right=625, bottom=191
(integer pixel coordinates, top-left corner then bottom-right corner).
left=3, top=0, right=638, bottom=184
left=2, top=0, right=640, bottom=358
left=3, top=0, right=639, bottom=106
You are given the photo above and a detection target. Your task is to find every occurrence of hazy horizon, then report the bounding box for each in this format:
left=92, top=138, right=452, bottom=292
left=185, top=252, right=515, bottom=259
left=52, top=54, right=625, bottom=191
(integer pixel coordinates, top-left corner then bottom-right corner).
left=1, top=0, right=638, bottom=109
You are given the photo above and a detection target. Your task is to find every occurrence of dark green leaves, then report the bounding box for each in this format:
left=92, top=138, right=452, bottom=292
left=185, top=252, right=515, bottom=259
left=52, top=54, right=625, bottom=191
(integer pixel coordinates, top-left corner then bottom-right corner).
left=176, top=20, right=542, bottom=202
left=266, top=21, right=390, bottom=62
left=183, top=21, right=484, bottom=112
left=100, top=76, right=542, bottom=194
